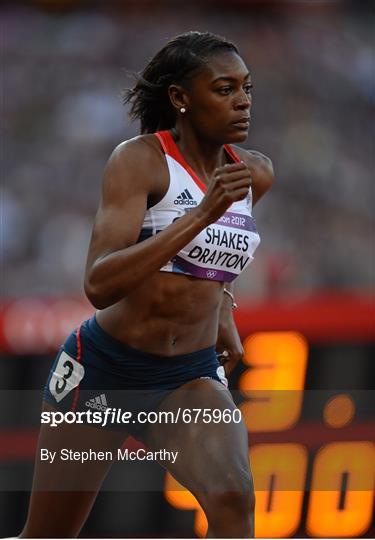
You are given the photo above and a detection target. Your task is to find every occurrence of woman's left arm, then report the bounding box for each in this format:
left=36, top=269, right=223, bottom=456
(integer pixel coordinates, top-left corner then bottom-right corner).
left=216, top=282, right=244, bottom=376
left=246, top=150, right=275, bottom=207
left=216, top=150, right=275, bottom=374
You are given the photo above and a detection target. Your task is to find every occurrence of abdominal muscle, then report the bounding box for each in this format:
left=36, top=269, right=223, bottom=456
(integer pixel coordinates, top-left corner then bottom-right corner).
left=95, top=271, right=224, bottom=356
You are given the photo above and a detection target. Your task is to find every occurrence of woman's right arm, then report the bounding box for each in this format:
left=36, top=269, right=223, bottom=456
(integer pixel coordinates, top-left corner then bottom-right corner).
left=84, top=138, right=251, bottom=309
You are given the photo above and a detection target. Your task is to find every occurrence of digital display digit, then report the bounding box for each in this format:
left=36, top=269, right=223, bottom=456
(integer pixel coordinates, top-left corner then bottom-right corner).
left=306, top=442, right=375, bottom=537
left=250, top=444, right=307, bottom=538
left=239, top=332, right=308, bottom=431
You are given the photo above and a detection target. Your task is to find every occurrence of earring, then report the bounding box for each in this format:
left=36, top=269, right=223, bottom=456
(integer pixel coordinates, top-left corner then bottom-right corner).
left=180, top=107, right=186, bottom=113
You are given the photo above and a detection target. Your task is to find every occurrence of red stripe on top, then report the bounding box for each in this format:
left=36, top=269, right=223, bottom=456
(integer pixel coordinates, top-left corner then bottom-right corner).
left=155, top=130, right=243, bottom=193
left=154, top=131, right=168, bottom=154
left=156, top=130, right=207, bottom=192
left=70, top=325, right=82, bottom=412
left=224, top=143, right=241, bottom=163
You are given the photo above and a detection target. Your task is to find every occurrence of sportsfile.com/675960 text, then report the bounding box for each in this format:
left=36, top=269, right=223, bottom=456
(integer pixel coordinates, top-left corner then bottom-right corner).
left=41, top=407, right=242, bottom=428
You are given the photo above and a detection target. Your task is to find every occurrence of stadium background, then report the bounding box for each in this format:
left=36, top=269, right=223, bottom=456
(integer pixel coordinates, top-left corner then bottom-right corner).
left=1, top=0, right=374, bottom=537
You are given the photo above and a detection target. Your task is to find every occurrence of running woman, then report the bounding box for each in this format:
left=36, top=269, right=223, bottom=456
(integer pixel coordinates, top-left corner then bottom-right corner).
left=20, top=31, right=274, bottom=538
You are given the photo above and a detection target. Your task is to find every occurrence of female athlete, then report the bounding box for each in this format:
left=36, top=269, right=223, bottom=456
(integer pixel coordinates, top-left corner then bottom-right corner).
left=20, top=31, right=274, bottom=538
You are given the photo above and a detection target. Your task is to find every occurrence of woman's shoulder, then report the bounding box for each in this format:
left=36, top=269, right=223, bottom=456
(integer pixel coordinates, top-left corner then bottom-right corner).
left=230, top=145, right=275, bottom=206
left=103, top=134, right=168, bottom=199
left=111, top=133, right=165, bottom=168
left=230, top=145, right=273, bottom=176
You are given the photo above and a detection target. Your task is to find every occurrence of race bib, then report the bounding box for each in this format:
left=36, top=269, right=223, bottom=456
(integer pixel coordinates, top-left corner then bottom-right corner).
left=49, top=350, right=85, bottom=403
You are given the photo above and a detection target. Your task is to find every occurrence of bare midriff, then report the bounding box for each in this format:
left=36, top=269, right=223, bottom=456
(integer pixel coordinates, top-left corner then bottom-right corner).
left=95, top=271, right=223, bottom=356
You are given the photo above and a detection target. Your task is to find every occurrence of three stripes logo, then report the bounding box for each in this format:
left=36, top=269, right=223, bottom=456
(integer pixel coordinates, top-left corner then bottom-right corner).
left=85, top=393, right=108, bottom=411
left=174, top=189, right=198, bottom=206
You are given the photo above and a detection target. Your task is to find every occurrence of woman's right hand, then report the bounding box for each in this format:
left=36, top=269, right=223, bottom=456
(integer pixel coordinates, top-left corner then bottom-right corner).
left=196, top=162, right=252, bottom=225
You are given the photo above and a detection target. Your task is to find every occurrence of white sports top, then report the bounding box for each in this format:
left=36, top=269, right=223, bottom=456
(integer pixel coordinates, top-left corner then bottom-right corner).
left=137, top=130, right=261, bottom=283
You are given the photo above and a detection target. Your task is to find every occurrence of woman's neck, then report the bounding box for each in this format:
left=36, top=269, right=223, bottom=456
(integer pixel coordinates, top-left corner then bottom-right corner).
left=170, top=126, right=229, bottom=185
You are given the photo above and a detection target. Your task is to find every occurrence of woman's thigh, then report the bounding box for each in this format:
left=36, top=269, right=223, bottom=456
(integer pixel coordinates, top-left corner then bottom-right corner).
left=142, top=378, right=252, bottom=497
left=21, top=402, right=128, bottom=538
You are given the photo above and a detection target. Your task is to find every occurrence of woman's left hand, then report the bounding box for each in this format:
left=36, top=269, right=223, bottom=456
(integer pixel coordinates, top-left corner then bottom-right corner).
left=216, top=311, right=244, bottom=376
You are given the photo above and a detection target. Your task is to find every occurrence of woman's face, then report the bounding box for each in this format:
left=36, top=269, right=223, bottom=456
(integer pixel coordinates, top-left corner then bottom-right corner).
left=186, top=51, right=252, bottom=144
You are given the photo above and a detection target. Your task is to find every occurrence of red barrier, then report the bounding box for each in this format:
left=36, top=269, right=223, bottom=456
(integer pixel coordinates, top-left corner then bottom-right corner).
left=0, top=291, right=373, bottom=353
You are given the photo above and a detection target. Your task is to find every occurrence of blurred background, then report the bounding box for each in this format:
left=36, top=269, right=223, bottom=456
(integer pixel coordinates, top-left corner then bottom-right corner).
left=1, top=0, right=374, bottom=538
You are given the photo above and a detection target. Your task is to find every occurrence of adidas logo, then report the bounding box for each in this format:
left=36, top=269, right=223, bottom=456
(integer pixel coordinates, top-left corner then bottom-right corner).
left=174, top=189, right=198, bottom=206
left=85, top=393, right=108, bottom=411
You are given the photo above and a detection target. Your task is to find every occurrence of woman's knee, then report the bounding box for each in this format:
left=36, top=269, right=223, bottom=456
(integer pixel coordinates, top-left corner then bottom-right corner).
left=200, top=468, right=255, bottom=518
left=203, top=487, right=255, bottom=537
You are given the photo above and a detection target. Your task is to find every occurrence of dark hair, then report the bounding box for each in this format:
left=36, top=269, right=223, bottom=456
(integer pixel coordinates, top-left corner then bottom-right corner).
left=123, top=31, right=239, bottom=134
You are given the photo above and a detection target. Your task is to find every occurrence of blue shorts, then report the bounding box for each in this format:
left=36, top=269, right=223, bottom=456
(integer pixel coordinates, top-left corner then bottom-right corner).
left=43, top=315, right=227, bottom=438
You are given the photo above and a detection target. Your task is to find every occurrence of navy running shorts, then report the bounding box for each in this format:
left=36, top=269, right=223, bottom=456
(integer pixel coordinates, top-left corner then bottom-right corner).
left=43, top=315, right=228, bottom=438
